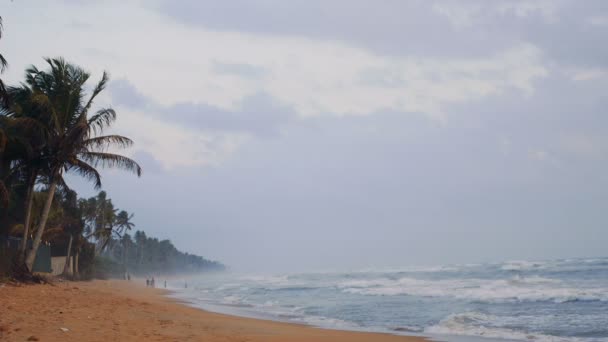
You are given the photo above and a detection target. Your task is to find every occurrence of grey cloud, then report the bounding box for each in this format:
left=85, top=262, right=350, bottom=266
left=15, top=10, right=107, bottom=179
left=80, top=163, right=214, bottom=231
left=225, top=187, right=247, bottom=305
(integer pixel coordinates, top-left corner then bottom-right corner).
left=131, top=150, right=164, bottom=175
left=153, top=0, right=608, bottom=68
left=68, top=19, right=92, bottom=29
left=110, top=79, right=150, bottom=109
left=358, top=67, right=406, bottom=88
left=109, top=79, right=296, bottom=138
left=212, top=61, right=268, bottom=79
left=166, top=94, right=295, bottom=137
left=152, top=0, right=507, bottom=58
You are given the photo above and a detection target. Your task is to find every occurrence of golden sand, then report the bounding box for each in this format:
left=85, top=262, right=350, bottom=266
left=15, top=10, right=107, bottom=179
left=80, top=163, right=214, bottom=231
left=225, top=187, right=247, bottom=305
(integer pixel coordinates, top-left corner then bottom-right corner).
left=0, top=279, right=428, bottom=342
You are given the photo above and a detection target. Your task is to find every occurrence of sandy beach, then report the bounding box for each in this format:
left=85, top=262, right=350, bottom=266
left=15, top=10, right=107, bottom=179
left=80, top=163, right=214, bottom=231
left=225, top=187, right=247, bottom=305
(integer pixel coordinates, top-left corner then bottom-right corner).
left=0, top=279, right=428, bottom=342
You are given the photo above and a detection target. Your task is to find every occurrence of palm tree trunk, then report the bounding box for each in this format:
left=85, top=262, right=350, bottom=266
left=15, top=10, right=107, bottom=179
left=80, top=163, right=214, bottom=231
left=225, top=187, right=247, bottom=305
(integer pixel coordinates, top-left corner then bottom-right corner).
left=73, top=250, right=79, bottom=279
left=139, top=244, right=144, bottom=265
left=97, top=200, right=105, bottom=253
left=25, top=177, right=58, bottom=271
left=63, top=234, right=73, bottom=275
left=124, top=240, right=128, bottom=270
left=18, top=170, right=37, bottom=262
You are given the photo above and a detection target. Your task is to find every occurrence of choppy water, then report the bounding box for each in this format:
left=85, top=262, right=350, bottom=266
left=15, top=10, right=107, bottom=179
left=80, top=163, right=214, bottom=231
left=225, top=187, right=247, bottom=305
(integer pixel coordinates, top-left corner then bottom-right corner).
left=169, top=258, right=608, bottom=342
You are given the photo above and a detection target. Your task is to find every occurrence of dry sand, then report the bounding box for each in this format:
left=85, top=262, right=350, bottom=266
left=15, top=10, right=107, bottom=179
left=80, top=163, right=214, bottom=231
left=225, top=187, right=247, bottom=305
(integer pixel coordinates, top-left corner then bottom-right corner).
left=0, top=279, right=428, bottom=342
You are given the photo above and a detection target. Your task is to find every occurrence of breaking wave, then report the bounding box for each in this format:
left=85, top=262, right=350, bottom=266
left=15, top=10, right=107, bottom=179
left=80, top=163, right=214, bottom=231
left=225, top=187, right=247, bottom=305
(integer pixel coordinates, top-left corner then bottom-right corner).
left=338, top=275, right=608, bottom=303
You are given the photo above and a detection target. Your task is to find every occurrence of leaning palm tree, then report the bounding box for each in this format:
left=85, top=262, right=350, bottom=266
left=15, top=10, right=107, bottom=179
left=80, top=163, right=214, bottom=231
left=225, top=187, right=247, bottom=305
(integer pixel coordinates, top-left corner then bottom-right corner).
left=5, top=86, right=50, bottom=261
left=20, top=58, right=142, bottom=271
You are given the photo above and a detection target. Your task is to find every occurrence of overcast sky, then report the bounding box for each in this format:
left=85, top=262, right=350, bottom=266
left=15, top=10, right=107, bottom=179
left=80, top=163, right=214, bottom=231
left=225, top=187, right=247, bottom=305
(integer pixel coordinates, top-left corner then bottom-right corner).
left=2, top=0, right=608, bottom=272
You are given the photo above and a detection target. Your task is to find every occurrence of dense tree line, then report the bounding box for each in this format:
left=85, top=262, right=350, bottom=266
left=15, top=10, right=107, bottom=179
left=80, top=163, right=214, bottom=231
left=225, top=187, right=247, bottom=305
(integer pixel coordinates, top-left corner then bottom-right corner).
left=0, top=17, right=223, bottom=279
left=103, top=230, right=225, bottom=276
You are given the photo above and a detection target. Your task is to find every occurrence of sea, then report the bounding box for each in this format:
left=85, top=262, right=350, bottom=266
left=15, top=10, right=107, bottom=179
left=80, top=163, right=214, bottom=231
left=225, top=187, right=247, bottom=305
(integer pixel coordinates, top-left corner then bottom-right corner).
left=168, top=257, right=608, bottom=342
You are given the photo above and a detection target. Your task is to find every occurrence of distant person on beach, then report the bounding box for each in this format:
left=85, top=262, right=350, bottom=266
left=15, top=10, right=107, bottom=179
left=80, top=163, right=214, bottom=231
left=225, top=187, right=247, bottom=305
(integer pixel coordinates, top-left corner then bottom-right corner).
left=185, top=281, right=187, bottom=289
left=164, top=280, right=167, bottom=288
left=151, top=277, right=155, bottom=288
left=146, top=278, right=149, bottom=287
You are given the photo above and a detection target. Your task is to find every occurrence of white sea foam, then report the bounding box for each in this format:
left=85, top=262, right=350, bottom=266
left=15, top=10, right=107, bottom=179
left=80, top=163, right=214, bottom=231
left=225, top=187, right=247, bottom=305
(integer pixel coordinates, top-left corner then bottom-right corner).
left=170, top=258, right=608, bottom=342
left=501, top=260, right=548, bottom=271
left=240, top=275, right=290, bottom=285
left=339, top=276, right=608, bottom=303
left=426, top=312, right=608, bottom=342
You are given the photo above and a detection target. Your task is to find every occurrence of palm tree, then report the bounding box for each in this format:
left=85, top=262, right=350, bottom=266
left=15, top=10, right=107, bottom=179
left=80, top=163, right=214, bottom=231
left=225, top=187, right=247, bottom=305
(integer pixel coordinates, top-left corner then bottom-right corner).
left=115, top=211, right=134, bottom=275
left=60, top=189, right=83, bottom=275
left=95, top=194, right=118, bottom=255
left=115, top=210, right=134, bottom=236
left=0, top=16, right=9, bottom=107
left=0, top=15, right=12, bottom=211
left=134, top=230, right=146, bottom=266
left=18, top=58, right=142, bottom=271
left=5, top=86, right=51, bottom=261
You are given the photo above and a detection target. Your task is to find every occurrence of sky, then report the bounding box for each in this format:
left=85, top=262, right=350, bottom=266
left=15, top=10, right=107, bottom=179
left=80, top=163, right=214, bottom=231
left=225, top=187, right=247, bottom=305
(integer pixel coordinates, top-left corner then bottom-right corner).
left=1, top=0, right=607, bottom=272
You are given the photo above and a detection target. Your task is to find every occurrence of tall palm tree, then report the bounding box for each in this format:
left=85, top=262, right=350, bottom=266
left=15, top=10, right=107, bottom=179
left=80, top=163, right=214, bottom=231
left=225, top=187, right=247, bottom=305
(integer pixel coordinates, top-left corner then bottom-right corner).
left=115, top=210, right=134, bottom=236
left=6, top=85, right=51, bottom=261
left=0, top=15, right=12, bottom=210
left=0, top=16, right=9, bottom=107
left=18, top=58, right=142, bottom=271
left=134, top=230, right=147, bottom=266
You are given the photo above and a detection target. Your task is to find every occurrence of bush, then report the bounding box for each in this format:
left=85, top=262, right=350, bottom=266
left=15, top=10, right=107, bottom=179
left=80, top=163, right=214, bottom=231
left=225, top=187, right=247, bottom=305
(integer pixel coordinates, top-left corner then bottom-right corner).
left=0, top=247, right=17, bottom=280
left=92, top=257, right=124, bottom=279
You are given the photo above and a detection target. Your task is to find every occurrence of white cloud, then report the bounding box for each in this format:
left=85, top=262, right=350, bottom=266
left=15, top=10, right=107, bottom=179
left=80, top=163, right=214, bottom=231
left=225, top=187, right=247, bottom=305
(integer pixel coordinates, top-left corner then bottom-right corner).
left=561, top=134, right=608, bottom=160
left=1, top=1, right=548, bottom=166
left=569, top=68, right=608, bottom=82
left=432, top=3, right=481, bottom=28
left=496, top=0, right=560, bottom=22
left=588, top=15, right=608, bottom=27
left=115, top=108, right=250, bottom=169
left=433, top=0, right=560, bottom=28
left=4, top=1, right=548, bottom=120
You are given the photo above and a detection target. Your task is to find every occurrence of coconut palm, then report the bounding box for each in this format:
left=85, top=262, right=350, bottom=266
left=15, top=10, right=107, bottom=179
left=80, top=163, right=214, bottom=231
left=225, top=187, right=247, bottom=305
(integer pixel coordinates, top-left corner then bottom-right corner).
left=134, top=230, right=147, bottom=265
left=18, top=58, right=142, bottom=271
left=0, top=16, right=12, bottom=208
left=0, top=16, right=9, bottom=107
left=115, top=210, right=134, bottom=236
left=5, top=85, right=52, bottom=261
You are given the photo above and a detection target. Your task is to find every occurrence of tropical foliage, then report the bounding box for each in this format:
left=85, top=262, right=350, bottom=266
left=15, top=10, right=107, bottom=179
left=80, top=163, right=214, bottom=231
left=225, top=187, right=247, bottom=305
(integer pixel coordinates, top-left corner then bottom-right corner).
left=0, top=17, right=224, bottom=280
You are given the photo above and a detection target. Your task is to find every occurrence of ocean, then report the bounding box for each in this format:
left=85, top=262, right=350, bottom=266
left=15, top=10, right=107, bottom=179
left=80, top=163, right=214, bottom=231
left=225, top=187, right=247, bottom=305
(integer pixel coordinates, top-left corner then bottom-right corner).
left=168, top=257, right=608, bottom=342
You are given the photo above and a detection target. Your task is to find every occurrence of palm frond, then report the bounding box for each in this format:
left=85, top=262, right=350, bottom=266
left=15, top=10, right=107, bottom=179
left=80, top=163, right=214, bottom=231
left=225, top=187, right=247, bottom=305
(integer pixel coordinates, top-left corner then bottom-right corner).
left=80, top=151, right=142, bottom=177
left=0, top=53, right=7, bottom=73
left=0, top=78, right=8, bottom=107
left=88, top=108, right=116, bottom=135
left=0, top=17, right=6, bottom=73
left=83, top=135, right=133, bottom=150
left=66, top=158, right=102, bottom=189
left=80, top=71, right=109, bottom=118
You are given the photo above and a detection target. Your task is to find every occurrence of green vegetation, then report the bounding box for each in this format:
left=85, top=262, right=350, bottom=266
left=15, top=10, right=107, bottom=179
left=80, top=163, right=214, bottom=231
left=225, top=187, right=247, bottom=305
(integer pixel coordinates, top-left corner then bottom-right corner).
left=0, top=16, right=224, bottom=281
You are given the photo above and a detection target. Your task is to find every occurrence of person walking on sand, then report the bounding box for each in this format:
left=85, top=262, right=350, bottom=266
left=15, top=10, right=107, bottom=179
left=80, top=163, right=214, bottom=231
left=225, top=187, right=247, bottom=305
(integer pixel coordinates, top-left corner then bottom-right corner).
left=151, top=277, right=155, bottom=288
left=164, top=280, right=167, bottom=288
left=146, top=278, right=149, bottom=287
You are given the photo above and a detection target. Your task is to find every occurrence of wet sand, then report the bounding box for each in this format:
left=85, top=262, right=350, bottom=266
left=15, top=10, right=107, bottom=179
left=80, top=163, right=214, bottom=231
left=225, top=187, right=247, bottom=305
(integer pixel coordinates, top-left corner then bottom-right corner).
left=0, top=279, right=428, bottom=341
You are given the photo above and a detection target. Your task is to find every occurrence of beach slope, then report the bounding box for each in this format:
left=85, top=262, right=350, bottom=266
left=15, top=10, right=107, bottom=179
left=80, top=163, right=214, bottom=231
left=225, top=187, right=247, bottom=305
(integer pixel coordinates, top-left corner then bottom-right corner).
left=0, top=280, right=427, bottom=342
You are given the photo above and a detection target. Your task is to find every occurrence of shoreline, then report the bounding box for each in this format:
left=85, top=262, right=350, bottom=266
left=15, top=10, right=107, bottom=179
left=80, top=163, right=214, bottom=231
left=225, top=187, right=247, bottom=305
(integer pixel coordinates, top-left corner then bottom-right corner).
left=0, top=279, right=430, bottom=341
